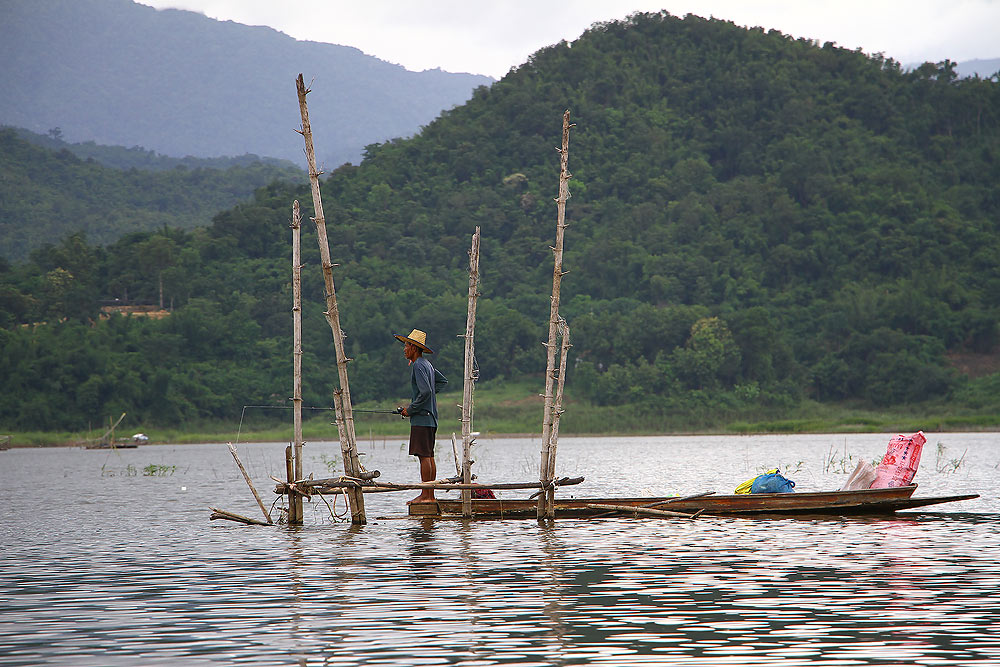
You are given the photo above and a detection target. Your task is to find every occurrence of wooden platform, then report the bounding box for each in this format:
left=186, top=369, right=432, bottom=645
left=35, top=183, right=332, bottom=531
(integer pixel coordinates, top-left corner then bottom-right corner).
left=407, top=485, right=979, bottom=519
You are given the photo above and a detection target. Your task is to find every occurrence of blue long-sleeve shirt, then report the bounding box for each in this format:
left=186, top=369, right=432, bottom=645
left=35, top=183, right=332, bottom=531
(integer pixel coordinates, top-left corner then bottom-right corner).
left=407, top=356, right=447, bottom=427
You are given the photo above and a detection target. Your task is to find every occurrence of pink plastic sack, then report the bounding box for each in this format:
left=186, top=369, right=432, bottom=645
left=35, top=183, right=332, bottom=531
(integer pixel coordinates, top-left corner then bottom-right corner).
left=870, top=431, right=926, bottom=488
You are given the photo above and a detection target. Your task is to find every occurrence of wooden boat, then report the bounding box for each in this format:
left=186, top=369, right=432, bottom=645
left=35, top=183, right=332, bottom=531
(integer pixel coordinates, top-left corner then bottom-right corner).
left=86, top=433, right=146, bottom=449
left=407, top=484, right=979, bottom=519
left=84, top=441, right=138, bottom=450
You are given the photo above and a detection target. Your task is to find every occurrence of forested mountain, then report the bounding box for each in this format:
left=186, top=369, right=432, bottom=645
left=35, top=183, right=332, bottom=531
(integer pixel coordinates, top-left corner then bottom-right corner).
left=2, top=12, right=999, bottom=432
left=0, top=0, right=492, bottom=167
left=0, top=128, right=303, bottom=260
left=9, top=126, right=300, bottom=171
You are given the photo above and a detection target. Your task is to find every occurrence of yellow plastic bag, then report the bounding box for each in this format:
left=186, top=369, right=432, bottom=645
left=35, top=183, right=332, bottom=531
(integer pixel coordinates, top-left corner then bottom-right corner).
left=735, top=468, right=778, bottom=494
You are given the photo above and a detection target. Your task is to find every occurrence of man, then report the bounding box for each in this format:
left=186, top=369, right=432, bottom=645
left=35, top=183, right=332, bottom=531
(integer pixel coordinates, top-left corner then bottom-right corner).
left=394, top=328, right=448, bottom=504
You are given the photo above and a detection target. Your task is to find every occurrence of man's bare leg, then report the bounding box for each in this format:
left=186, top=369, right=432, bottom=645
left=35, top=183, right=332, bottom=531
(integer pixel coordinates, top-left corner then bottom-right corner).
left=409, top=455, right=437, bottom=504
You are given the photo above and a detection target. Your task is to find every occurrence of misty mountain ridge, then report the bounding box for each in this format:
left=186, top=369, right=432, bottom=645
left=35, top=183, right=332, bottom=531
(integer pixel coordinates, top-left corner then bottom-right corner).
left=953, top=58, right=1000, bottom=79
left=1, top=0, right=995, bottom=170
left=0, top=0, right=493, bottom=168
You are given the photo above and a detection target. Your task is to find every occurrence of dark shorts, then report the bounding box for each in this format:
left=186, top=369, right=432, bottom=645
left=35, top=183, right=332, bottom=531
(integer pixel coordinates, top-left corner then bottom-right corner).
left=408, top=425, right=436, bottom=458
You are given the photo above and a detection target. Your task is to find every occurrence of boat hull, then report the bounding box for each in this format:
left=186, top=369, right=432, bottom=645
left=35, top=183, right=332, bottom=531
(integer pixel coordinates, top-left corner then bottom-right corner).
left=408, top=485, right=979, bottom=518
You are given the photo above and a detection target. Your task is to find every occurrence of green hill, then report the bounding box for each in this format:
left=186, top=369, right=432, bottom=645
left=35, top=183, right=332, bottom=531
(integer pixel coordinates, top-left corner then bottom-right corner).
left=0, top=128, right=303, bottom=260
left=1, top=12, right=998, bottom=433
left=9, top=126, right=302, bottom=172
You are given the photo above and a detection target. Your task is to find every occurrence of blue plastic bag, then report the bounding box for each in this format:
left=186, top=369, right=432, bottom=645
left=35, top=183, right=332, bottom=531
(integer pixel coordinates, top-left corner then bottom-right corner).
left=750, top=472, right=795, bottom=494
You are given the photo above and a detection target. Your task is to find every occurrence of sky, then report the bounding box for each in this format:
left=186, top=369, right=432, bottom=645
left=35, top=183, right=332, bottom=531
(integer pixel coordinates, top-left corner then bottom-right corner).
left=135, top=0, right=1000, bottom=79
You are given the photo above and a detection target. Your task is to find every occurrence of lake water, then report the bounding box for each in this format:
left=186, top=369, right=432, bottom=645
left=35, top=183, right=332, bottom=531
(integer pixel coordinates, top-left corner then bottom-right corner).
left=1, top=432, right=998, bottom=666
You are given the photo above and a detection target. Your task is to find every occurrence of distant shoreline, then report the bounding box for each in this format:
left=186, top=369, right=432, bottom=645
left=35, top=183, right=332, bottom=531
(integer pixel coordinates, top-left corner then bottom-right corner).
left=5, top=426, right=999, bottom=449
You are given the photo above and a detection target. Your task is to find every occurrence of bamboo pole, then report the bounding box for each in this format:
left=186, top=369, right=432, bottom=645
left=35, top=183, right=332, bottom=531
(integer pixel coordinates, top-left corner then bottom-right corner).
left=541, top=320, right=571, bottom=518
left=295, top=73, right=366, bottom=524
left=538, top=110, right=573, bottom=520
left=277, top=476, right=586, bottom=494
left=584, top=504, right=701, bottom=519
left=289, top=200, right=304, bottom=525
left=461, top=227, right=481, bottom=518
left=451, top=433, right=461, bottom=476
left=209, top=507, right=272, bottom=526
left=285, top=444, right=297, bottom=524
left=228, top=442, right=273, bottom=524
left=644, top=492, right=715, bottom=507
left=590, top=491, right=716, bottom=518
left=94, top=412, right=126, bottom=447
left=332, top=389, right=365, bottom=523
left=551, top=321, right=570, bottom=448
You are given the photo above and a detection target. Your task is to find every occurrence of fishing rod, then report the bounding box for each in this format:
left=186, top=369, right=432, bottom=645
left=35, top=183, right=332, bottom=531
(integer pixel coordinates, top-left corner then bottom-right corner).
left=353, top=408, right=404, bottom=415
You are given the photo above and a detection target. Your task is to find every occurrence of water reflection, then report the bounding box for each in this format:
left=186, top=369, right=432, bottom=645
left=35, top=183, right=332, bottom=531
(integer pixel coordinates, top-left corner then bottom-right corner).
left=538, top=522, right=571, bottom=659
left=1, top=435, right=998, bottom=665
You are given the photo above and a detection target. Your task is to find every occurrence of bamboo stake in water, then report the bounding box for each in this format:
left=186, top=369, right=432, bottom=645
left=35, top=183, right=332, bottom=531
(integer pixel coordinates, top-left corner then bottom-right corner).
left=541, top=320, right=571, bottom=518
left=461, top=227, right=481, bottom=518
left=228, top=442, right=272, bottom=524
left=331, top=389, right=364, bottom=524
left=289, top=200, right=304, bottom=525
left=539, top=110, right=573, bottom=520
left=285, top=444, right=296, bottom=524
left=451, top=433, right=461, bottom=477
left=295, top=73, right=365, bottom=524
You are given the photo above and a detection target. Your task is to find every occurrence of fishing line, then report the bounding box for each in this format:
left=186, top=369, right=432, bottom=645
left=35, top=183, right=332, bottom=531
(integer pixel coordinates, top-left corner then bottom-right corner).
left=236, top=405, right=320, bottom=445
left=235, top=403, right=400, bottom=444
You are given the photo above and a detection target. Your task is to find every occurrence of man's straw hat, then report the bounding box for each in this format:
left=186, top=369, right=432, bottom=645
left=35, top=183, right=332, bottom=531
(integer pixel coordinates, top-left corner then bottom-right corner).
left=393, top=328, right=433, bottom=354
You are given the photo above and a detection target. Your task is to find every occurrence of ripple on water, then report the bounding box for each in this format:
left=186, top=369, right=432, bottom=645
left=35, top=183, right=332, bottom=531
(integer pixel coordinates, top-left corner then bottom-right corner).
left=2, top=436, right=999, bottom=665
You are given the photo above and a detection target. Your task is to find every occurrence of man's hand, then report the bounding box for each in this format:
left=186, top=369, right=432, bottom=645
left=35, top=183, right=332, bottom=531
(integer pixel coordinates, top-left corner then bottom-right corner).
left=398, top=406, right=409, bottom=417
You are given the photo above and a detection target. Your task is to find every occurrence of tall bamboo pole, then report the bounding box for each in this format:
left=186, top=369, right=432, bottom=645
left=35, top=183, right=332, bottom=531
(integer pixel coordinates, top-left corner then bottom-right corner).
left=289, top=200, right=304, bottom=524
left=461, top=227, right=481, bottom=518
left=538, top=110, right=573, bottom=520
left=295, top=73, right=365, bottom=524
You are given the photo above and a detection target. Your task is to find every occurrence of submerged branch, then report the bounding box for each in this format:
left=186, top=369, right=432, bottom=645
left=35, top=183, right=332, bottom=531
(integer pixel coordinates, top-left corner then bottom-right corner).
left=209, top=506, right=272, bottom=526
